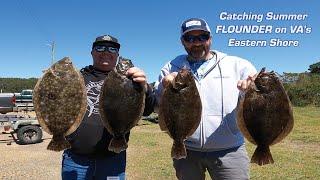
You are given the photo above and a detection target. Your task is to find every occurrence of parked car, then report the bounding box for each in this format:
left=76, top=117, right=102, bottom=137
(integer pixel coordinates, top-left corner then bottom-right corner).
left=0, top=93, right=17, bottom=114
left=0, top=89, right=34, bottom=114
left=15, top=89, right=33, bottom=103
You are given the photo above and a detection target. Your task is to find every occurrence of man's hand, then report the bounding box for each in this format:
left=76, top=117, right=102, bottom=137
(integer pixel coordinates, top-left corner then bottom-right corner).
left=161, top=72, right=178, bottom=88
left=237, top=73, right=257, bottom=91
left=126, top=67, right=147, bottom=88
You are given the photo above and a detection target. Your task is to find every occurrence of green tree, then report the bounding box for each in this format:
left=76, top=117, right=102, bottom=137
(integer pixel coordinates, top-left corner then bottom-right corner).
left=285, top=73, right=320, bottom=107
left=308, top=61, right=320, bottom=74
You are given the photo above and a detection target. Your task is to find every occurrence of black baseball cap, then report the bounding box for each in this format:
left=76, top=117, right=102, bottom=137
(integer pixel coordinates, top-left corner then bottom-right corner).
left=92, top=35, right=120, bottom=49
left=181, top=18, right=211, bottom=36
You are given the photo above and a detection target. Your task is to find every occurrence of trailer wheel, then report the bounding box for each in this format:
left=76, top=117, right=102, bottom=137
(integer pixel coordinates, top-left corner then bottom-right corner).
left=17, top=125, right=43, bottom=144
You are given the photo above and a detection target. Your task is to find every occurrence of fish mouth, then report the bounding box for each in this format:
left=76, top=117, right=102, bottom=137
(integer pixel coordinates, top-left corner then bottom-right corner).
left=257, top=67, right=266, bottom=77
left=172, top=82, right=187, bottom=91
left=253, top=67, right=267, bottom=92
left=253, top=84, right=260, bottom=92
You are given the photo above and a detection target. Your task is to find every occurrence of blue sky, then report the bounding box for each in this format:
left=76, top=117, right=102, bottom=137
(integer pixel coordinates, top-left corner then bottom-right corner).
left=0, top=0, right=319, bottom=82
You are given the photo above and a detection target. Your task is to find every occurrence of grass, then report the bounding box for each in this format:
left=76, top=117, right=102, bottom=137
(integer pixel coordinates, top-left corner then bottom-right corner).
left=126, top=107, right=320, bottom=179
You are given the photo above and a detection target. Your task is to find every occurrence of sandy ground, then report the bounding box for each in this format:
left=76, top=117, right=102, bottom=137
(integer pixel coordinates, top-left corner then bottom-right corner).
left=0, top=112, right=62, bottom=180
left=0, top=112, right=159, bottom=180
left=0, top=132, right=62, bottom=180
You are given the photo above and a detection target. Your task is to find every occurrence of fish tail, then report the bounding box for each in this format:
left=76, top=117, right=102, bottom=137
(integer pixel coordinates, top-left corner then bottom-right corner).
left=251, top=145, right=274, bottom=166
left=47, top=135, right=70, bottom=151
left=171, top=140, right=187, bottom=159
left=108, top=136, right=128, bottom=153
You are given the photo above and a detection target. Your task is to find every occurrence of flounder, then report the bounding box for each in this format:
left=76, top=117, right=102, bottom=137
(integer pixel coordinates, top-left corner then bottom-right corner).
left=99, top=57, right=145, bottom=153
left=33, top=57, right=87, bottom=151
left=159, top=68, right=202, bottom=159
left=237, top=67, right=294, bottom=165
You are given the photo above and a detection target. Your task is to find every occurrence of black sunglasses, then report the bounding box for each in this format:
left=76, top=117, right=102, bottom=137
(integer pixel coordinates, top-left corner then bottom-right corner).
left=182, top=34, right=210, bottom=43
left=94, top=45, right=119, bottom=54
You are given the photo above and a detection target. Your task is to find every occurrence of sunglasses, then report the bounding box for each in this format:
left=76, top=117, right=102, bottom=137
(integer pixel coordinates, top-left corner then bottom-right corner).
left=94, top=45, right=119, bottom=54
left=182, top=34, right=210, bottom=43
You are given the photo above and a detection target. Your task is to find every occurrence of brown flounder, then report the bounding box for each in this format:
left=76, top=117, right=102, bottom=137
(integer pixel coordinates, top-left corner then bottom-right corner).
left=159, top=68, right=202, bottom=159
left=33, top=57, right=87, bottom=151
left=99, top=57, right=145, bottom=153
left=237, top=68, right=294, bottom=165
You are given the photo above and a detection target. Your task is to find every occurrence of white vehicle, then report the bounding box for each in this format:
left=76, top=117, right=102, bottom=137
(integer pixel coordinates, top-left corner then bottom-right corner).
left=0, top=114, right=42, bottom=145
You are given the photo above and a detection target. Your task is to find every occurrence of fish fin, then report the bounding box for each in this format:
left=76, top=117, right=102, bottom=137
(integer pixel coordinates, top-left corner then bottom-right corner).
left=47, top=135, right=70, bottom=151
left=237, top=99, right=257, bottom=145
left=158, top=116, right=169, bottom=132
left=65, top=70, right=87, bottom=137
left=251, top=145, right=274, bottom=166
left=271, top=103, right=294, bottom=146
left=171, top=140, right=187, bottom=160
left=108, top=136, right=128, bottom=153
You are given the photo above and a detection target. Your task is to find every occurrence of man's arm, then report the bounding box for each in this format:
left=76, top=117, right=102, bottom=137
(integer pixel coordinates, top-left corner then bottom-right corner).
left=126, top=67, right=156, bottom=116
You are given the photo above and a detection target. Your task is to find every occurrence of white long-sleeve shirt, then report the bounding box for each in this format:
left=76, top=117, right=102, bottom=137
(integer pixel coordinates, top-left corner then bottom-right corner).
left=155, top=50, right=257, bottom=151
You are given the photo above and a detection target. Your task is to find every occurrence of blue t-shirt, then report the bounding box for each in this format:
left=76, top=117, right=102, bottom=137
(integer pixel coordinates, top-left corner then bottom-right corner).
left=188, top=59, right=211, bottom=80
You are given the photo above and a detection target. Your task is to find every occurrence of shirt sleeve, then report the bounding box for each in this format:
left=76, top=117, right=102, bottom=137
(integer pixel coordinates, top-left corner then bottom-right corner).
left=154, top=63, right=171, bottom=107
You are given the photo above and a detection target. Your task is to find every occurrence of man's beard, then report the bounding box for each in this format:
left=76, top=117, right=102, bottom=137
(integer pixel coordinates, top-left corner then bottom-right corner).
left=186, top=45, right=208, bottom=60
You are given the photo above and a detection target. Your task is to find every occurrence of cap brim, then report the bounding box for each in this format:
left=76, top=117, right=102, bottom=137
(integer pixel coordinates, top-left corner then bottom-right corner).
left=92, top=41, right=120, bottom=49
left=181, top=27, right=210, bottom=36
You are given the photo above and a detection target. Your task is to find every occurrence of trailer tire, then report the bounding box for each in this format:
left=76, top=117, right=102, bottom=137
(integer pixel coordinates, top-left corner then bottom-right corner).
left=17, top=125, right=43, bottom=144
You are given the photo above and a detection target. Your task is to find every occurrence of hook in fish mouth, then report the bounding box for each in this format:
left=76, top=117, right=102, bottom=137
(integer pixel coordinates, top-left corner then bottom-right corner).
left=172, top=82, right=187, bottom=91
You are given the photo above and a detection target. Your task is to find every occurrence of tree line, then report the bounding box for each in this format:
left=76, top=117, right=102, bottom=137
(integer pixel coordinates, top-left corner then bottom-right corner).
left=0, top=78, right=38, bottom=93
left=283, top=61, right=320, bottom=107
left=0, top=61, right=319, bottom=106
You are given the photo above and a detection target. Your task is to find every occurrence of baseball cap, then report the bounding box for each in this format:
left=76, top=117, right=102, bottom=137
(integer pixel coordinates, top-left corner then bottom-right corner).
left=181, top=18, right=211, bottom=36
left=92, top=35, right=120, bottom=49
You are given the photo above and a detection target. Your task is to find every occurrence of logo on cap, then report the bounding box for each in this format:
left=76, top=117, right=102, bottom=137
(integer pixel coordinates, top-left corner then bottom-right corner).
left=185, top=20, right=201, bottom=27
left=101, top=35, right=112, bottom=41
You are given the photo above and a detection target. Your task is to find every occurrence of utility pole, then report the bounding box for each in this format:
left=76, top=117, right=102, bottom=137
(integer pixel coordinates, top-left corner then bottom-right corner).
left=51, top=41, right=55, bottom=65
left=47, top=41, right=55, bottom=65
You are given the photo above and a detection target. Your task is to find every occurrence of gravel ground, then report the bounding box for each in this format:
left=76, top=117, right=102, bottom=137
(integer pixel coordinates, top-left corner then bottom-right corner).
left=0, top=131, right=62, bottom=180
